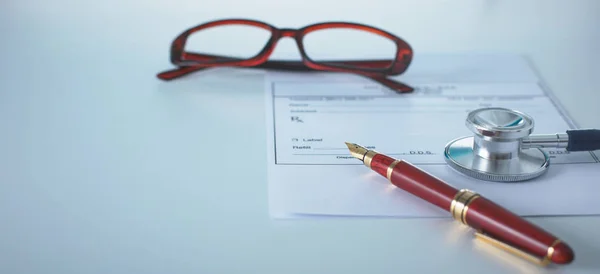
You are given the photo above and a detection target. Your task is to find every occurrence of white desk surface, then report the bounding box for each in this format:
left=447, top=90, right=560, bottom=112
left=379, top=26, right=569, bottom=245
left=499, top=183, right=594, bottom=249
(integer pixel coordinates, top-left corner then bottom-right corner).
left=2, top=1, right=600, bottom=273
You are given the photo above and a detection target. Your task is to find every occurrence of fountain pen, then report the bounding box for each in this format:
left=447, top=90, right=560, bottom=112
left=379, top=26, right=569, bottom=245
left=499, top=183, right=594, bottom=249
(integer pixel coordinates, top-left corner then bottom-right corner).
left=345, top=142, right=574, bottom=266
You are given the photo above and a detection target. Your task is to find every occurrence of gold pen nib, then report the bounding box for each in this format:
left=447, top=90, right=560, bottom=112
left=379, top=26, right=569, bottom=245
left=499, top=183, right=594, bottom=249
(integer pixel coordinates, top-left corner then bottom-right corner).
left=345, top=142, right=369, bottom=162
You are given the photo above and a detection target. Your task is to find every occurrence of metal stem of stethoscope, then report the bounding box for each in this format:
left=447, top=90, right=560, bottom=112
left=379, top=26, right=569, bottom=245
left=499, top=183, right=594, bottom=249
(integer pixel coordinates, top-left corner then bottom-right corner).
left=473, top=133, right=570, bottom=161
left=521, top=134, right=569, bottom=149
left=444, top=107, right=600, bottom=182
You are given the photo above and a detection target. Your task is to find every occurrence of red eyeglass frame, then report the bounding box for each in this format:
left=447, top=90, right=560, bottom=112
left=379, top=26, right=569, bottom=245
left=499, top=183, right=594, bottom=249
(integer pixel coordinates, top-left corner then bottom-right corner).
left=156, top=18, right=414, bottom=93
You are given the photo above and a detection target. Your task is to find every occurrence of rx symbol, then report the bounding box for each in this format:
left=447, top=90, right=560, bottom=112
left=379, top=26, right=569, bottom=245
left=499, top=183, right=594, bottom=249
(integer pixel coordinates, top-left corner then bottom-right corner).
left=291, top=116, right=303, bottom=123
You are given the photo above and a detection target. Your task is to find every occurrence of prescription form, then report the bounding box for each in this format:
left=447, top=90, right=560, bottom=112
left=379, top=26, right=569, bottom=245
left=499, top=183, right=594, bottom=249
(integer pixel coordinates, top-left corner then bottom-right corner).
left=264, top=54, right=600, bottom=218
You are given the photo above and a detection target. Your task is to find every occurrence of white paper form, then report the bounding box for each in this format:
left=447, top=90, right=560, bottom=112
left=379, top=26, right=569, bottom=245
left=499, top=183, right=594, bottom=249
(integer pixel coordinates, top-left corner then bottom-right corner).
left=264, top=54, right=600, bottom=218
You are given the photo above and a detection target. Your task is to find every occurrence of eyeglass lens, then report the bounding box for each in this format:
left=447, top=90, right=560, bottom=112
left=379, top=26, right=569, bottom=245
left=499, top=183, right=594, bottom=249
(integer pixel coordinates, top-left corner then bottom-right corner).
left=184, top=23, right=397, bottom=69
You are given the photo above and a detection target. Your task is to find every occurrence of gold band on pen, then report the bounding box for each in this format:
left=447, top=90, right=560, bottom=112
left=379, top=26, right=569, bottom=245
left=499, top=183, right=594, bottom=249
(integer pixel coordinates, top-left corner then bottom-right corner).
left=387, top=160, right=400, bottom=180
left=363, top=150, right=377, bottom=168
left=450, top=189, right=480, bottom=225
left=540, top=240, right=561, bottom=266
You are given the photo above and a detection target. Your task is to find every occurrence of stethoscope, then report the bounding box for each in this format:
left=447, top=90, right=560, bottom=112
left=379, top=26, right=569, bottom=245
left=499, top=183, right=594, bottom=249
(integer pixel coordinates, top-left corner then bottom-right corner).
left=444, top=107, right=600, bottom=182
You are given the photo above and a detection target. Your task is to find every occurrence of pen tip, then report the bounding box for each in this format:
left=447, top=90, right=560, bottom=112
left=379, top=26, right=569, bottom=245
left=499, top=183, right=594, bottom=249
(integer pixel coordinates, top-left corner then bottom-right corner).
left=345, top=142, right=368, bottom=161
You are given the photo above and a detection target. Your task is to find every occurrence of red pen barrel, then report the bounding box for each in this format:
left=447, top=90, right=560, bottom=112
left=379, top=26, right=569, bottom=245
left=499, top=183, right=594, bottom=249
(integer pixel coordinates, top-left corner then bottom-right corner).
left=465, top=197, right=574, bottom=264
left=370, top=154, right=458, bottom=211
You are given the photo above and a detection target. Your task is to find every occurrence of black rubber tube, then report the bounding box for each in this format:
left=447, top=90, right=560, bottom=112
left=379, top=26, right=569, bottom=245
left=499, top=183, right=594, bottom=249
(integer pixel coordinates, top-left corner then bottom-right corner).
left=566, top=129, right=600, bottom=151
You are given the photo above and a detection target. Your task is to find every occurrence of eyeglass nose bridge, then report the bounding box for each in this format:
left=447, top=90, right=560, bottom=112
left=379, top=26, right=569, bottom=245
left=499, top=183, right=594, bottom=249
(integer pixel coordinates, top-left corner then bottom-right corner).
left=279, top=28, right=299, bottom=38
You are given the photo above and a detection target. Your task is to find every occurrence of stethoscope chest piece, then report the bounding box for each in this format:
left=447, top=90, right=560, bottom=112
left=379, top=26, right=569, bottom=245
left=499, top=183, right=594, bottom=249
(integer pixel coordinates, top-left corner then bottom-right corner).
left=444, top=108, right=550, bottom=182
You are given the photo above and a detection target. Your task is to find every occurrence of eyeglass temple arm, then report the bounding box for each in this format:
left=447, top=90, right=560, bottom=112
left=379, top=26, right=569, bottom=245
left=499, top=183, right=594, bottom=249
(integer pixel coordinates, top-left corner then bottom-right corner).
left=157, top=52, right=394, bottom=78
left=156, top=52, right=413, bottom=92
left=156, top=53, right=312, bottom=80
left=156, top=59, right=314, bottom=81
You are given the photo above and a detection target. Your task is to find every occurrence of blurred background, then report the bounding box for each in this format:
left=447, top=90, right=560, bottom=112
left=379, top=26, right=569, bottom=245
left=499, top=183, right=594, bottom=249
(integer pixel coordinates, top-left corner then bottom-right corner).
left=2, top=0, right=599, bottom=127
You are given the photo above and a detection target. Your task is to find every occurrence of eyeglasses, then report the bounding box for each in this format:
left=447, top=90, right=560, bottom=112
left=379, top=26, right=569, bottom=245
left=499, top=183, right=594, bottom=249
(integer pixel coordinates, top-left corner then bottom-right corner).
left=156, top=18, right=414, bottom=93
